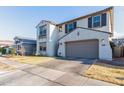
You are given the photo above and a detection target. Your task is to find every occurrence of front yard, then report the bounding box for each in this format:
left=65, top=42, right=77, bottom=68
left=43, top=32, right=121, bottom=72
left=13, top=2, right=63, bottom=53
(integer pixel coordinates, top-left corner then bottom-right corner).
left=8, top=56, right=55, bottom=65
left=85, top=61, right=124, bottom=85
left=0, top=61, right=15, bottom=71
left=3, top=55, right=124, bottom=85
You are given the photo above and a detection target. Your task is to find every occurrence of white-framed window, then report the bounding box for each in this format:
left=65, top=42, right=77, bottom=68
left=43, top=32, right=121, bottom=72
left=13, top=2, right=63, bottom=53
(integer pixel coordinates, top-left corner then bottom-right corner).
left=40, top=46, right=46, bottom=51
left=88, top=13, right=107, bottom=28
left=59, top=26, right=62, bottom=32
left=39, top=42, right=46, bottom=51
left=93, top=15, right=101, bottom=27
left=68, top=23, right=74, bottom=32
left=39, top=25, right=47, bottom=36
left=65, top=22, right=76, bottom=33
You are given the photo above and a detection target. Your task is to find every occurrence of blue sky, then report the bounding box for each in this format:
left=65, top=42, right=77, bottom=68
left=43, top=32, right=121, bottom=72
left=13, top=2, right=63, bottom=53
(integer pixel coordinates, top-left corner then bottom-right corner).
left=0, top=6, right=109, bottom=40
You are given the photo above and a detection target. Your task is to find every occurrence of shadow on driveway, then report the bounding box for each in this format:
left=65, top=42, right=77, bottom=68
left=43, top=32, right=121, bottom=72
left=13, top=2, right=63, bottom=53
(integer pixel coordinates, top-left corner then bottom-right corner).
left=55, top=57, right=96, bottom=64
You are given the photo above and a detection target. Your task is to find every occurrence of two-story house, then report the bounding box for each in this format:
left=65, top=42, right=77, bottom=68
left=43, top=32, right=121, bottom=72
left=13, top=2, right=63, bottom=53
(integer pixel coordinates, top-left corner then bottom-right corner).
left=14, top=36, right=36, bottom=56
left=36, top=6, right=124, bottom=60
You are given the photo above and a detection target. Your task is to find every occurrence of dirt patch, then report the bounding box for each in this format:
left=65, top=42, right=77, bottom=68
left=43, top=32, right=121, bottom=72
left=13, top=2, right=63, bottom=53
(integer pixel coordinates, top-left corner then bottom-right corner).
left=8, top=56, right=55, bottom=65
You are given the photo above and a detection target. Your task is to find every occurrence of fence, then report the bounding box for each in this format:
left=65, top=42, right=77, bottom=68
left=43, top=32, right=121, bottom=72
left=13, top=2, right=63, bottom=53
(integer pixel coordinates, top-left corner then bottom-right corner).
left=113, top=46, right=124, bottom=57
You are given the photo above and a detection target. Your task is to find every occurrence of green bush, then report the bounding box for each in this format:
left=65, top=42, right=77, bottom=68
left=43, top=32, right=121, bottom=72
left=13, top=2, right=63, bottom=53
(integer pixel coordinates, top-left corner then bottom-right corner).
left=0, top=47, right=2, bottom=56
left=110, top=41, right=116, bottom=56
left=1, top=47, right=6, bottom=54
left=0, top=47, right=2, bottom=52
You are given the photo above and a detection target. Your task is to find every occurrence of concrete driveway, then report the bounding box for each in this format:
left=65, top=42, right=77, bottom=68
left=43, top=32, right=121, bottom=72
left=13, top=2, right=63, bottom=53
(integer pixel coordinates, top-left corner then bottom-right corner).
left=0, top=57, right=116, bottom=86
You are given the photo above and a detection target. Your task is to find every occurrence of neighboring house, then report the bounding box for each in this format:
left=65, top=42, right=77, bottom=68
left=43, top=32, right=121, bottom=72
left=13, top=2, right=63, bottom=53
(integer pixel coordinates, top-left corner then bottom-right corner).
left=36, top=6, right=124, bottom=60
left=0, top=40, right=14, bottom=54
left=14, top=36, right=36, bottom=56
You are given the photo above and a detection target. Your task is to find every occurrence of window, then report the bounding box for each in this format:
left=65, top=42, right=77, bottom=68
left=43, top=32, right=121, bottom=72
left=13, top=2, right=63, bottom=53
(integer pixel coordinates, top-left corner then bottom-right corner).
left=40, top=46, right=42, bottom=51
left=59, top=26, right=62, bottom=32
left=93, top=15, right=100, bottom=27
left=39, top=42, right=46, bottom=51
left=39, top=46, right=46, bottom=51
left=42, top=47, right=46, bottom=51
left=15, top=40, right=20, bottom=44
left=68, top=23, right=74, bottom=31
left=101, top=13, right=107, bottom=26
left=65, top=22, right=76, bottom=33
left=88, top=17, right=92, bottom=28
left=88, top=13, right=107, bottom=28
left=39, top=25, right=47, bottom=36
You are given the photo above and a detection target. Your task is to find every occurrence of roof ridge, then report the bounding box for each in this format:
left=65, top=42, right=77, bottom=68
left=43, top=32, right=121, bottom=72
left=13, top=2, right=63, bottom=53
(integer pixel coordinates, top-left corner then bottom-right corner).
left=14, top=36, right=36, bottom=40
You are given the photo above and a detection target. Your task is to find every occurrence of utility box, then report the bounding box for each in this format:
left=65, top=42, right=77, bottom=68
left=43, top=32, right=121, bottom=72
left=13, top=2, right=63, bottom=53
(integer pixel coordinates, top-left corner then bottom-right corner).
left=113, top=46, right=124, bottom=57
left=113, top=47, right=122, bottom=57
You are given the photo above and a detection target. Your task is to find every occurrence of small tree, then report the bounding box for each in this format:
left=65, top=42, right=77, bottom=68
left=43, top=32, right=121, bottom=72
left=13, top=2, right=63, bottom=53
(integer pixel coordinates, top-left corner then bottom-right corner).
left=1, top=47, right=6, bottom=54
left=110, top=41, right=116, bottom=56
left=0, top=47, right=2, bottom=56
left=0, top=47, right=2, bottom=52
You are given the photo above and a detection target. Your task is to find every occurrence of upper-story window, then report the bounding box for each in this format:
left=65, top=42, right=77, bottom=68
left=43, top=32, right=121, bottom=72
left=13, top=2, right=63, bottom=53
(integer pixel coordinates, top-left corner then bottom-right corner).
left=39, top=25, right=47, bottom=36
left=59, top=26, right=62, bottom=32
left=15, top=40, right=20, bottom=44
left=88, top=13, right=107, bottom=28
left=93, top=15, right=100, bottom=27
left=65, top=22, right=77, bottom=33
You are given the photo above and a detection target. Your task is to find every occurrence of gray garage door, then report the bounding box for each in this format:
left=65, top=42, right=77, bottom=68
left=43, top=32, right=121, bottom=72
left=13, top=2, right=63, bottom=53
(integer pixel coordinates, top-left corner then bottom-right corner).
left=65, top=39, right=99, bottom=59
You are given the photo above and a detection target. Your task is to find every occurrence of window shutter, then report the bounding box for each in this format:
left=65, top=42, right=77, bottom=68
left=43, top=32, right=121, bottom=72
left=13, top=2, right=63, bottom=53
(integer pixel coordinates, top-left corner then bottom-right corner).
left=65, top=24, right=68, bottom=33
left=101, top=13, right=107, bottom=26
left=73, top=22, right=77, bottom=29
left=88, top=17, right=92, bottom=28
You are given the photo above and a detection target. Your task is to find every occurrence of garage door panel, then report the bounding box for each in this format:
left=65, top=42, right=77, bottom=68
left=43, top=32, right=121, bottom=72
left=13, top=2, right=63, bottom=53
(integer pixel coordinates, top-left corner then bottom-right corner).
left=66, top=40, right=98, bottom=59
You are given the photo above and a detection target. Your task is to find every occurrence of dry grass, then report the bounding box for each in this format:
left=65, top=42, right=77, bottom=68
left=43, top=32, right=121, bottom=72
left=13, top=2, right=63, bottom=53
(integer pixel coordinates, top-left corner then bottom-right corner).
left=85, top=62, right=124, bottom=85
left=8, top=56, right=55, bottom=65
left=0, top=62, right=15, bottom=71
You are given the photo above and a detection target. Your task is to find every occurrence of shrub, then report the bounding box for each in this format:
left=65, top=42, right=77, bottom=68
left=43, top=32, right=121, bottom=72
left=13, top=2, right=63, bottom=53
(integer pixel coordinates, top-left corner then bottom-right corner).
left=2, top=47, right=6, bottom=54
left=0, top=47, right=2, bottom=52
left=110, top=41, right=116, bottom=56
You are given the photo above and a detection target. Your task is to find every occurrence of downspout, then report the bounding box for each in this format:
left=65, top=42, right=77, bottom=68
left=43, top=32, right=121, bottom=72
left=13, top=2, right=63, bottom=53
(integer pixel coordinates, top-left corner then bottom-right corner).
left=109, top=7, right=114, bottom=37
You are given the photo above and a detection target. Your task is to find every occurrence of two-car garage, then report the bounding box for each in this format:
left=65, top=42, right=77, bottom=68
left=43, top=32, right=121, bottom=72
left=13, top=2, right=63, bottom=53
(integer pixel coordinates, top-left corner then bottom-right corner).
left=58, top=28, right=112, bottom=60
left=65, top=39, right=99, bottom=59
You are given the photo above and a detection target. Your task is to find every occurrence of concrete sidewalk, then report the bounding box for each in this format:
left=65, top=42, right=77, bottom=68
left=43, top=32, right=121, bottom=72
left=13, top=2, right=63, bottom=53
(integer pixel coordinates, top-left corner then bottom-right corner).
left=0, top=57, right=117, bottom=86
